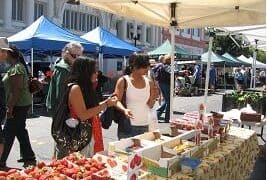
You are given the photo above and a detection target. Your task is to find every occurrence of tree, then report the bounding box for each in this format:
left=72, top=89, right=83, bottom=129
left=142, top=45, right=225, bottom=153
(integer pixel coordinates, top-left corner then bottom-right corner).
left=213, top=35, right=266, bottom=63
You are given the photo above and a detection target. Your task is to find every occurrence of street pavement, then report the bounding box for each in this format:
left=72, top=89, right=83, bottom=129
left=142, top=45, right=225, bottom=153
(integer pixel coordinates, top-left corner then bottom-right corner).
left=4, top=92, right=266, bottom=179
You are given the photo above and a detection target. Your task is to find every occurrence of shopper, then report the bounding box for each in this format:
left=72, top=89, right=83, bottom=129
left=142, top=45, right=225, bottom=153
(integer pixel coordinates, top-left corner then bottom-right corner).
left=0, top=37, right=9, bottom=161
left=55, top=57, right=118, bottom=158
left=155, top=55, right=171, bottom=123
left=209, top=64, right=217, bottom=93
left=234, top=68, right=244, bottom=91
left=193, top=63, right=202, bottom=94
left=114, top=54, right=158, bottom=139
left=0, top=45, right=36, bottom=169
left=46, top=42, right=83, bottom=116
left=96, top=70, right=109, bottom=100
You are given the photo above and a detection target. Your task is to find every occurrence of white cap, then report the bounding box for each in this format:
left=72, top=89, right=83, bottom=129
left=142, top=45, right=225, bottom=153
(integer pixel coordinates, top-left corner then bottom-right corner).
left=0, top=37, right=13, bottom=51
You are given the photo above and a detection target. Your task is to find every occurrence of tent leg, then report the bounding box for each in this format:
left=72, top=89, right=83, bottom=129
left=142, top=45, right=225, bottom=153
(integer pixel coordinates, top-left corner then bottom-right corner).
left=31, top=48, right=34, bottom=116
left=170, top=26, right=175, bottom=121
left=252, top=41, right=258, bottom=89
left=204, top=33, right=215, bottom=112
left=224, top=63, right=226, bottom=90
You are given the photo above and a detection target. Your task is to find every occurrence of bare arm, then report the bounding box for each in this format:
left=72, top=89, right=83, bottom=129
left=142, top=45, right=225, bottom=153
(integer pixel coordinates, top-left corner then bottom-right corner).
left=69, top=85, right=117, bottom=121
left=146, top=80, right=159, bottom=108
left=113, top=77, right=133, bottom=118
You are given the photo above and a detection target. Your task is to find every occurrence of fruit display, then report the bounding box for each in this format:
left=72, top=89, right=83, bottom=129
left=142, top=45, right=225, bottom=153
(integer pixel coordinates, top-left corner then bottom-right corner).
left=0, top=169, right=31, bottom=179
left=172, top=141, right=194, bottom=154
left=129, top=154, right=142, bottom=170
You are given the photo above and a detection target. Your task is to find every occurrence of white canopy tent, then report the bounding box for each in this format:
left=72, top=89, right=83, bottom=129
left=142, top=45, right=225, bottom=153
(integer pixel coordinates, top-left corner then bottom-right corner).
left=222, top=25, right=266, bottom=51
left=80, top=0, right=266, bottom=117
left=238, top=55, right=266, bottom=69
left=218, top=25, right=266, bottom=88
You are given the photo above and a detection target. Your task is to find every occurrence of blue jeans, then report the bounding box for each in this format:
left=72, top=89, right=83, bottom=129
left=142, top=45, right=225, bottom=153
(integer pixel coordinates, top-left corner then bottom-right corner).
left=157, top=82, right=170, bottom=122
left=118, top=122, right=148, bottom=140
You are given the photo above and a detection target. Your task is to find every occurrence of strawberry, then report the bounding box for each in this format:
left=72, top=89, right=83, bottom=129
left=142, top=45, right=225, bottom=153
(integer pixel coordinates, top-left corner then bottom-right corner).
left=130, top=173, right=137, bottom=180
left=37, top=161, right=46, bottom=169
left=130, top=159, right=135, bottom=169
left=122, top=165, right=128, bottom=172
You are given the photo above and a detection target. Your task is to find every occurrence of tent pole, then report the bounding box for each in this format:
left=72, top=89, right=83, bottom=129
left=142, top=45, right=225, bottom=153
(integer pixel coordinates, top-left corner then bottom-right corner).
left=252, top=40, right=258, bottom=89
left=204, top=32, right=214, bottom=112
left=98, top=53, right=102, bottom=71
left=169, top=2, right=177, bottom=122
left=123, top=56, right=127, bottom=70
left=170, top=26, right=175, bottom=122
left=224, top=63, right=226, bottom=90
left=31, top=48, right=34, bottom=115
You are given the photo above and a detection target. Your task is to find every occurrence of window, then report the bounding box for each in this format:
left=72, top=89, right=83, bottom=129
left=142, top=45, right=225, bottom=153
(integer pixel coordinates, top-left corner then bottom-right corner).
left=80, top=13, right=86, bottom=31
left=34, top=2, right=47, bottom=20
left=146, top=27, right=151, bottom=43
left=191, top=28, right=194, bottom=36
left=12, top=0, right=23, bottom=21
left=62, top=10, right=100, bottom=32
left=74, top=12, right=78, bottom=30
left=197, top=29, right=201, bottom=37
left=127, top=23, right=131, bottom=39
left=187, top=28, right=190, bottom=34
left=63, top=10, right=70, bottom=29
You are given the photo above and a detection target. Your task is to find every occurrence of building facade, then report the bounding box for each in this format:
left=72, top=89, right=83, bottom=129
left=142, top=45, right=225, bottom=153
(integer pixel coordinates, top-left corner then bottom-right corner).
left=0, top=0, right=207, bottom=75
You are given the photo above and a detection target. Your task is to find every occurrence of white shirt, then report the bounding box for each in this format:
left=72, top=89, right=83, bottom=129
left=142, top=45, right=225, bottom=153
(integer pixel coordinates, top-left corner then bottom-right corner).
left=124, top=75, right=150, bottom=126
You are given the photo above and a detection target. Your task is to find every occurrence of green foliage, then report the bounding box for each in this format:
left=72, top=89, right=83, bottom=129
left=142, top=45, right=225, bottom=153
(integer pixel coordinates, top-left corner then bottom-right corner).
left=213, top=35, right=266, bottom=63
left=225, top=91, right=266, bottom=113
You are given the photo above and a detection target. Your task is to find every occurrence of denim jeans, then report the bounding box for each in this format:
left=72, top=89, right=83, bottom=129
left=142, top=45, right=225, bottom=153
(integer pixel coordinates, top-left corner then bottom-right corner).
left=157, top=82, right=170, bottom=122
left=118, top=121, right=148, bottom=140
left=0, top=105, right=35, bottom=165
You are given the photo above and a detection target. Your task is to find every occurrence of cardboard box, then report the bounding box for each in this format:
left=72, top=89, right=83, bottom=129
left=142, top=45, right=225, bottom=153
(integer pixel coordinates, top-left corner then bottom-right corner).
left=141, top=145, right=180, bottom=178
left=134, top=131, right=172, bottom=144
left=108, top=138, right=156, bottom=155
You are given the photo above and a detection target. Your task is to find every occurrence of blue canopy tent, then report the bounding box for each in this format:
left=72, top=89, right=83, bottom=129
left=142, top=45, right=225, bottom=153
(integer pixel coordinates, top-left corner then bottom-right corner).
left=8, top=16, right=98, bottom=115
left=81, top=27, right=139, bottom=56
left=8, top=16, right=98, bottom=55
left=81, top=27, right=140, bottom=71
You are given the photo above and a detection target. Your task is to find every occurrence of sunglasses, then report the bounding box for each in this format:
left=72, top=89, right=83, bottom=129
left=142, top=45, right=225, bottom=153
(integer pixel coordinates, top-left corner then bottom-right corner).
left=68, top=52, right=80, bottom=59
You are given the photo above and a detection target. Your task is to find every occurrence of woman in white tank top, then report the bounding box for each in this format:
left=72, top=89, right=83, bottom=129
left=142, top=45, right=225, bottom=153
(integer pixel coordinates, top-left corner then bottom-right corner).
left=114, top=54, right=159, bottom=139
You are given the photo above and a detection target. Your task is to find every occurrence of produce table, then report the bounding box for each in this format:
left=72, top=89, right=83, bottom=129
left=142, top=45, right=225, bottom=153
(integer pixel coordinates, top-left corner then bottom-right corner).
left=150, top=127, right=259, bottom=180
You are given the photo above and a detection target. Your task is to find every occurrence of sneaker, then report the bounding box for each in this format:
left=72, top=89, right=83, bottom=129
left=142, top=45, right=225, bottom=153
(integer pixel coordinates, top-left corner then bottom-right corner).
left=17, top=157, right=36, bottom=163
left=23, top=160, right=37, bottom=168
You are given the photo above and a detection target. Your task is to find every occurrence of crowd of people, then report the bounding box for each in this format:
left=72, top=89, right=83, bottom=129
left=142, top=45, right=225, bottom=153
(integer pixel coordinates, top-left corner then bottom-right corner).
left=0, top=39, right=161, bottom=169
left=0, top=36, right=265, bottom=170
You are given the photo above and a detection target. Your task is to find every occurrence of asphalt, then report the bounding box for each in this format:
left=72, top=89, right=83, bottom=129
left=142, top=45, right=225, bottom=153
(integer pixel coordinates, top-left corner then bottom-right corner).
left=3, top=92, right=266, bottom=179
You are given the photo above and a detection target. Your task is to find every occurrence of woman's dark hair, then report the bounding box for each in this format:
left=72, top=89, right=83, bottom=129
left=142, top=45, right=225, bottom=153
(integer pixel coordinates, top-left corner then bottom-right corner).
left=8, top=46, right=30, bottom=75
left=128, top=54, right=150, bottom=73
left=67, top=56, right=98, bottom=109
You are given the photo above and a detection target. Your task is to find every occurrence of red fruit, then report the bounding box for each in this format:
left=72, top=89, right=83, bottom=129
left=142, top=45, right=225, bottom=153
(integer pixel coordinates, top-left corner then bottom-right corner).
left=67, top=163, right=73, bottom=169
left=6, top=169, right=17, bottom=175
left=84, top=164, right=91, bottom=171
left=97, top=156, right=102, bottom=162
left=90, top=167, right=98, bottom=173
left=130, top=173, right=137, bottom=180
left=0, top=171, right=7, bottom=176
left=122, top=165, right=128, bottom=172
left=130, top=159, right=135, bottom=169
left=76, top=158, right=86, bottom=166
left=37, top=161, right=46, bottom=169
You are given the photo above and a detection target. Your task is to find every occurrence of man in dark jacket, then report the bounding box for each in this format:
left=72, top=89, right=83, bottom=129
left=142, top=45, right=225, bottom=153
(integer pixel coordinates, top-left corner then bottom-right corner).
left=46, top=42, right=83, bottom=116
left=155, top=55, right=171, bottom=123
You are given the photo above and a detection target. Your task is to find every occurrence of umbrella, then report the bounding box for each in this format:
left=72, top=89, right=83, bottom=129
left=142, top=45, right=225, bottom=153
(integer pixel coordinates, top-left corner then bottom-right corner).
left=80, top=0, right=265, bottom=118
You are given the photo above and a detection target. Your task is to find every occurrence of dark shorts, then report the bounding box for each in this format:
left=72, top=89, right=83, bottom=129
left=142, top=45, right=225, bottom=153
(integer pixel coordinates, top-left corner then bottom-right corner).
left=118, top=124, right=148, bottom=140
